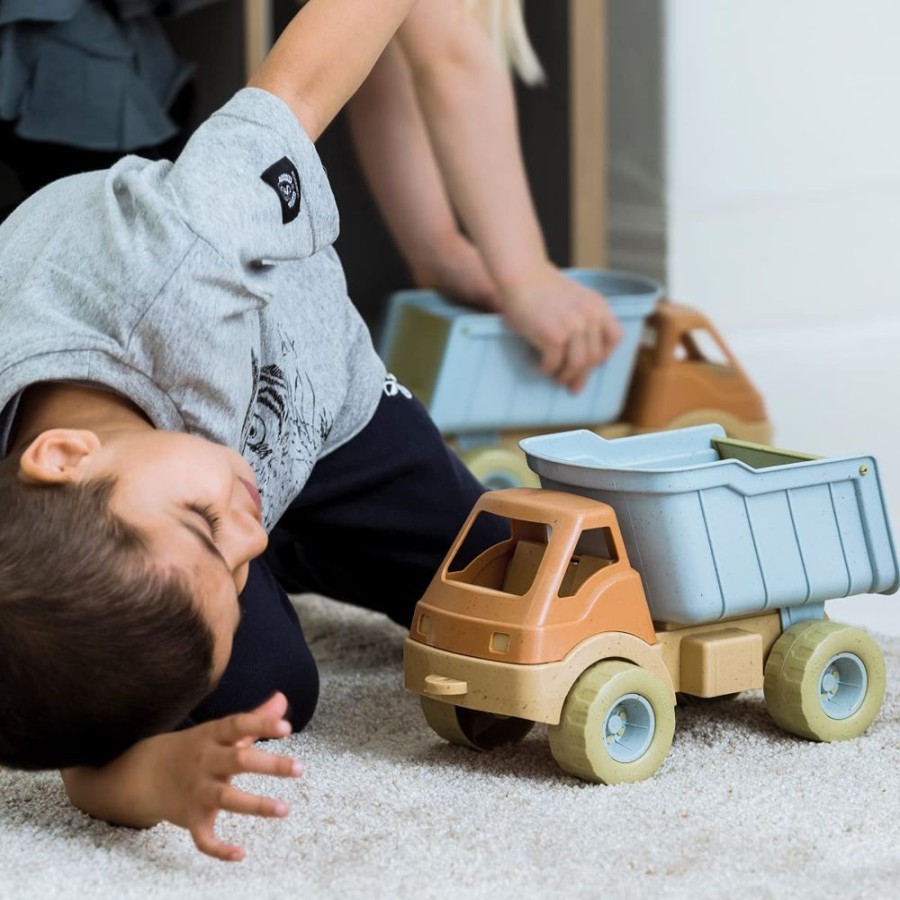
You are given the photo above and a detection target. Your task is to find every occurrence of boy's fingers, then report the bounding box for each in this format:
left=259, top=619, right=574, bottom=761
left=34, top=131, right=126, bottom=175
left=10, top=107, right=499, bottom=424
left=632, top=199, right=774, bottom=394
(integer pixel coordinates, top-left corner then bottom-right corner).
left=234, top=747, right=304, bottom=778
left=214, top=708, right=291, bottom=745
left=255, top=691, right=289, bottom=718
left=216, top=785, right=292, bottom=820
left=192, top=823, right=245, bottom=863
left=211, top=744, right=304, bottom=779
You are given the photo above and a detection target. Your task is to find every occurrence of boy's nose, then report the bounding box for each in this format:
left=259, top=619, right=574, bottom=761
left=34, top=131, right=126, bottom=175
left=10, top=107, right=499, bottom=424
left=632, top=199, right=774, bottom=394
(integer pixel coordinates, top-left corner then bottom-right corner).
left=231, top=512, right=269, bottom=563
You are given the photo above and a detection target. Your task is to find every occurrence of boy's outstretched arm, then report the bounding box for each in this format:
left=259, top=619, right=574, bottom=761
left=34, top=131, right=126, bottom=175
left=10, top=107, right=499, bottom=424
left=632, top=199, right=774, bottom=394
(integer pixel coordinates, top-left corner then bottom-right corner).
left=249, top=0, right=418, bottom=141
left=61, top=694, right=301, bottom=862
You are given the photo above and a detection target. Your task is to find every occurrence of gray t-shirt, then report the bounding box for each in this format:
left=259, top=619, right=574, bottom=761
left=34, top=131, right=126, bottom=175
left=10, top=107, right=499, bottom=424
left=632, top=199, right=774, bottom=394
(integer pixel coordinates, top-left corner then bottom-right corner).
left=0, top=88, right=386, bottom=528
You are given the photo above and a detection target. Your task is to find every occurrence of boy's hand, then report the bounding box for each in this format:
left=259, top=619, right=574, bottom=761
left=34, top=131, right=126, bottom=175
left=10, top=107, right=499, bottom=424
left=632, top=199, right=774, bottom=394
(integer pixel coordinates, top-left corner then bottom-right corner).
left=499, top=263, right=624, bottom=393
left=150, top=692, right=301, bottom=861
left=62, top=693, right=302, bottom=863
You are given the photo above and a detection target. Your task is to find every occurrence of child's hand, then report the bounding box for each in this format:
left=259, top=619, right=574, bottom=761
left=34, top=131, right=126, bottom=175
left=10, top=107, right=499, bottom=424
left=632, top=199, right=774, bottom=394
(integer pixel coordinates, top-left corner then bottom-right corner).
left=499, top=262, right=624, bottom=393
left=62, top=692, right=302, bottom=863
left=150, top=692, right=302, bottom=862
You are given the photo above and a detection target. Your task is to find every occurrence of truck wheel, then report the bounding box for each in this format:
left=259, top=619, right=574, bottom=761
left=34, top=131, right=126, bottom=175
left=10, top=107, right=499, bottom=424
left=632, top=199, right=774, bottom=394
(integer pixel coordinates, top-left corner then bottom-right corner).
left=420, top=697, right=534, bottom=750
left=764, top=620, right=886, bottom=742
left=548, top=660, right=675, bottom=784
left=460, top=447, right=540, bottom=490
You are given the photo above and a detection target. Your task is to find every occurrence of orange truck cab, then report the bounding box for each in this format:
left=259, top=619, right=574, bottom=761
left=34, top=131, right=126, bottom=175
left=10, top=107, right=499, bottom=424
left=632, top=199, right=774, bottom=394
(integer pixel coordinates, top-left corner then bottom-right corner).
left=406, top=487, right=691, bottom=782
left=623, top=302, right=770, bottom=442
left=410, top=488, right=656, bottom=667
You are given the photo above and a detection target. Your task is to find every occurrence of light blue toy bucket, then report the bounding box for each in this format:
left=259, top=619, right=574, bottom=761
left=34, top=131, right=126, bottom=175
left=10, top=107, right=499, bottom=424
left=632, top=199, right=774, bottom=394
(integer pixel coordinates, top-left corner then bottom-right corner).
left=380, top=268, right=662, bottom=434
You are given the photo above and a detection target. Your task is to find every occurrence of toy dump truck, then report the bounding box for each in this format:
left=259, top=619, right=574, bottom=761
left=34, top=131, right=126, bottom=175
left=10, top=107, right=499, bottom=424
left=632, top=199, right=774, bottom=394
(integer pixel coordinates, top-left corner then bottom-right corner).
left=404, top=425, right=898, bottom=785
left=380, top=269, right=771, bottom=489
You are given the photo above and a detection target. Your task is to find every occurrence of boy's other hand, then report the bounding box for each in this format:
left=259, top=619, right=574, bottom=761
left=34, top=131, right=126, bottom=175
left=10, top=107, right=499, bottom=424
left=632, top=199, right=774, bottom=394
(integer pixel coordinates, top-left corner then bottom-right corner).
left=61, top=693, right=302, bottom=862
left=499, top=263, right=624, bottom=393
left=153, top=692, right=302, bottom=862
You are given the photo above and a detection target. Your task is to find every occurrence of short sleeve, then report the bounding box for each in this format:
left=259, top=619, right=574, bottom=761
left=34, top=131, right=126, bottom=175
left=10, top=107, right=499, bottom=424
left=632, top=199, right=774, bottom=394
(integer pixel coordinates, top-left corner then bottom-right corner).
left=158, top=88, right=340, bottom=269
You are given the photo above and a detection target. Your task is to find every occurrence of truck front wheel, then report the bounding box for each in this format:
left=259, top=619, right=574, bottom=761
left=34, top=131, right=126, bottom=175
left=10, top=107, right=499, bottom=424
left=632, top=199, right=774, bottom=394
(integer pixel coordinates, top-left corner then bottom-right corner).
left=548, top=661, right=675, bottom=784
left=764, top=620, right=886, bottom=742
left=420, top=697, right=535, bottom=750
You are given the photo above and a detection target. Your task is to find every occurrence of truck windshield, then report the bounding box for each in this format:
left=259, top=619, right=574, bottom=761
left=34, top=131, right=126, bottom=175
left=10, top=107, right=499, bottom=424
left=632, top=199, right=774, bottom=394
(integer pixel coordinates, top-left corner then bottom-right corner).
left=447, top=511, right=549, bottom=597
left=447, top=514, right=620, bottom=599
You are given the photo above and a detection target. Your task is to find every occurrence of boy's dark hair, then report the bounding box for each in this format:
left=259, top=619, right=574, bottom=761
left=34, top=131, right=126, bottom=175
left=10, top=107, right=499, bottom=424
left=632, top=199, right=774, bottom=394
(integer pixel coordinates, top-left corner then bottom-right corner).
left=0, top=454, right=216, bottom=770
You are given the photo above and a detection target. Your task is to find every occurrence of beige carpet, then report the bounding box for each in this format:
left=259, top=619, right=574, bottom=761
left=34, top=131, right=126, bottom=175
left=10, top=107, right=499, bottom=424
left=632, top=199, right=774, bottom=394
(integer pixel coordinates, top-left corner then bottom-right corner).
left=2, top=593, right=899, bottom=900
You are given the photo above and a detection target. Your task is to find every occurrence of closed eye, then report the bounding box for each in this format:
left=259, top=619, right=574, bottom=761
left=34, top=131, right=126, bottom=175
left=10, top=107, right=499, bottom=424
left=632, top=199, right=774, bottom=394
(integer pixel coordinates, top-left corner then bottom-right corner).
left=189, top=503, right=223, bottom=541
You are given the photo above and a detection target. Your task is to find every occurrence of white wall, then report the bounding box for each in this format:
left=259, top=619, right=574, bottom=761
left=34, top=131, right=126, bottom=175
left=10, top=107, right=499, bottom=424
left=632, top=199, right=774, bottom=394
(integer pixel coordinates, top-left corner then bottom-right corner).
left=662, top=0, right=900, bottom=634
left=665, top=0, right=900, bottom=335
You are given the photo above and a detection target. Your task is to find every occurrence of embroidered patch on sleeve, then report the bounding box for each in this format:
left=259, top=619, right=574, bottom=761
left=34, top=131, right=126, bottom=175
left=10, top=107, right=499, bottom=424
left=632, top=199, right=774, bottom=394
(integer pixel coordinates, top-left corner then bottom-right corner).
left=261, top=157, right=302, bottom=224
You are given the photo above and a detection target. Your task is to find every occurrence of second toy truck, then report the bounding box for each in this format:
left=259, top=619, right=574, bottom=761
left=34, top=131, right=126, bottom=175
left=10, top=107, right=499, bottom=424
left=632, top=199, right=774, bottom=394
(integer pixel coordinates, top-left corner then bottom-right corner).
left=381, top=270, right=771, bottom=488
left=404, top=425, right=898, bottom=784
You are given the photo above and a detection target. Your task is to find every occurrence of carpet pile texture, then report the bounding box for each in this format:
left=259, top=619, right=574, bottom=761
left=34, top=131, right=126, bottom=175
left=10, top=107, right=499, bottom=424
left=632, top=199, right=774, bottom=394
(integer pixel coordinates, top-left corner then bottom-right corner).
left=2, top=594, right=898, bottom=899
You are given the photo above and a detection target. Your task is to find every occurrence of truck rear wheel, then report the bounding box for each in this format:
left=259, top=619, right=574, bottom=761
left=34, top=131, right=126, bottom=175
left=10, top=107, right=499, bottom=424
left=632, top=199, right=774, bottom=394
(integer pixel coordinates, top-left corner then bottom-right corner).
left=764, top=620, right=886, bottom=742
left=420, top=697, right=535, bottom=750
left=548, top=660, right=675, bottom=784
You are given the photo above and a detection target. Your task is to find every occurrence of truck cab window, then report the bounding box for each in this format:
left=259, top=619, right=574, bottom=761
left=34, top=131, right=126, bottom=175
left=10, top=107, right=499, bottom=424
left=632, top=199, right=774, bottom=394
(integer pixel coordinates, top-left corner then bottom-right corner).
left=558, top=527, right=618, bottom=598
left=447, top=513, right=547, bottom=596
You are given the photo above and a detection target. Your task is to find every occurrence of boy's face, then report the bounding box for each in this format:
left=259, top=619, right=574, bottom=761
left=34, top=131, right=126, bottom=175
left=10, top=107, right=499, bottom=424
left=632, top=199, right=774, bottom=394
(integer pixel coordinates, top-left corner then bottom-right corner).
left=78, top=431, right=269, bottom=678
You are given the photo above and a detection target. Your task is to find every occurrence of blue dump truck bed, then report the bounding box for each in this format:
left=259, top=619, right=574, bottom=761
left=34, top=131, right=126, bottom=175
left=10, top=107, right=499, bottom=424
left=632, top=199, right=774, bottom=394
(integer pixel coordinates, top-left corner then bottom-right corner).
left=521, top=425, right=899, bottom=625
left=379, top=269, right=661, bottom=434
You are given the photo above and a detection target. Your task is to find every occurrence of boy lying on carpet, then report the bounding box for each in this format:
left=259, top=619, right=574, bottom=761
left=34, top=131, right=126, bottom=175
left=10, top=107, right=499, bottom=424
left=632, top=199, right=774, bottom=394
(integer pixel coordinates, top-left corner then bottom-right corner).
left=0, top=0, right=619, bottom=861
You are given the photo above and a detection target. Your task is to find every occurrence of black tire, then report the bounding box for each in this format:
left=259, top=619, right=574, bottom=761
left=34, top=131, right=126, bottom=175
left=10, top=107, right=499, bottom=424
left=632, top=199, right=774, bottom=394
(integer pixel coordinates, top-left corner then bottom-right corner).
left=421, top=697, right=535, bottom=750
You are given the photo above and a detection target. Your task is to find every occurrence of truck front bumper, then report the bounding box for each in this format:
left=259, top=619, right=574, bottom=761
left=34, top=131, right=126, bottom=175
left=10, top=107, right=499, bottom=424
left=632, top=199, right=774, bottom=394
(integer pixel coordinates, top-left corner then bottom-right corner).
left=404, top=638, right=571, bottom=725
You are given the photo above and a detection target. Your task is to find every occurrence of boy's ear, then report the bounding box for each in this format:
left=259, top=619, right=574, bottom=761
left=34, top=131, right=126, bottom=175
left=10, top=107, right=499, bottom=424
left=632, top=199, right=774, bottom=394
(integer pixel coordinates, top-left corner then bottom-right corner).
left=18, top=429, right=103, bottom=485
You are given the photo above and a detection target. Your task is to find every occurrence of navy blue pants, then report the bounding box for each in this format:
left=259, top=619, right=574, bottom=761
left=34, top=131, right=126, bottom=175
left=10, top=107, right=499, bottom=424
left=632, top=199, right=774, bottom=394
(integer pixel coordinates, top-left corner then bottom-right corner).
left=189, top=391, right=505, bottom=732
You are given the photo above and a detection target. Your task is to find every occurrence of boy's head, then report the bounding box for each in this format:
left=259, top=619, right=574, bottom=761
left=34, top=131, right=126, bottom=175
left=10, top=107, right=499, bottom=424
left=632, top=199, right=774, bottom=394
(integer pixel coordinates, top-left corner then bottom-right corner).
left=0, top=427, right=269, bottom=769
